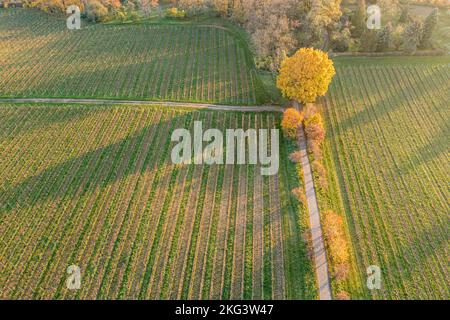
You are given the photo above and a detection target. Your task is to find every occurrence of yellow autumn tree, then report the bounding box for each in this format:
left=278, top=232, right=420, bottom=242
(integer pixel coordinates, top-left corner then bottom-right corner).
left=277, top=48, right=335, bottom=104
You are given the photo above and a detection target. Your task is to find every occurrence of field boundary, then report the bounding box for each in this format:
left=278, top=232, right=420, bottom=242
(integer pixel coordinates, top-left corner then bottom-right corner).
left=0, top=98, right=284, bottom=113
left=294, top=101, right=332, bottom=300
left=298, top=125, right=332, bottom=300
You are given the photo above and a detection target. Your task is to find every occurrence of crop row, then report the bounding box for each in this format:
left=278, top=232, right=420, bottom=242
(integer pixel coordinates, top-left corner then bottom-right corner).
left=0, top=104, right=315, bottom=299
left=0, top=10, right=258, bottom=105
left=323, top=61, right=449, bottom=299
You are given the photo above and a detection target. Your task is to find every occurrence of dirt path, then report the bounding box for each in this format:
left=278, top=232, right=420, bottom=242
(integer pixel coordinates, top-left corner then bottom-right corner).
left=298, top=130, right=332, bottom=300
left=294, top=101, right=332, bottom=300
left=1, top=97, right=331, bottom=299
left=0, top=98, right=284, bottom=113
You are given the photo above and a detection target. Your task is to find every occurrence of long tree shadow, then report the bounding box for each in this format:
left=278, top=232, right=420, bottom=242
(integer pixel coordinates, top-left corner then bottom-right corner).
left=379, top=219, right=449, bottom=299
left=0, top=105, right=96, bottom=140
left=335, top=65, right=449, bottom=132
left=1, top=53, right=245, bottom=104
left=1, top=11, right=249, bottom=103
left=0, top=109, right=187, bottom=215
left=397, top=124, right=450, bottom=175
left=0, top=9, right=64, bottom=38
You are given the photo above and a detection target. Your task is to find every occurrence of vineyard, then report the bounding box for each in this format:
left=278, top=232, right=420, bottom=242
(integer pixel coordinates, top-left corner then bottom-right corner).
left=0, top=103, right=316, bottom=300
left=321, top=57, right=450, bottom=299
left=1, top=6, right=449, bottom=302
left=0, top=9, right=262, bottom=105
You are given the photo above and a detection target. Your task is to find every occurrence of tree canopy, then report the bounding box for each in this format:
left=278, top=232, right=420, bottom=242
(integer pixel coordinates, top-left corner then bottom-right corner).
left=277, top=48, right=335, bottom=104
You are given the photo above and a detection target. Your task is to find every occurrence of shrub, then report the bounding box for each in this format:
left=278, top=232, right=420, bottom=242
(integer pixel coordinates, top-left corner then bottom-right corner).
left=334, top=263, right=350, bottom=282
left=331, top=27, right=353, bottom=52
left=322, top=210, right=350, bottom=280
left=312, top=160, right=326, bottom=178
left=376, top=23, right=393, bottom=52
left=129, top=10, right=140, bottom=21
left=288, top=151, right=302, bottom=163
left=165, top=7, right=186, bottom=19
left=335, top=291, right=350, bottom=300
left=392, top=25, right=405, bottom=51
left=303, top=104, right=325, bottom=145
left=303, top=231, right=314, bottom=260
left=292, top=187, right=307, bottom=207
left=312, top=160, right=328, bottom=190
left=305, top=122, right=326, bottom=144
left=303, top=103, right=318, bottom=120
left=304, top=111, right=324, bottom=128
left=281, top=108, right=303, bottom=140
left=360, top=29, right=379, bottom=52
left=178, top=0, right=208, bottom=17
left=402, top=19, right=423, bottom=54
left=308, top=140, right=323, bottom=161
left=86, top=0, right=109, bottom=22
left=318, top=176, right=328, bottom=191
left=420, top=8, right=439, bottom=49
left=304, top=111, right=325, bottom=144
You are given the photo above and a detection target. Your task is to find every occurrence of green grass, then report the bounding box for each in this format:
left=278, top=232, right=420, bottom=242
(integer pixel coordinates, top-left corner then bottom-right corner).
left=320, top=56, right=450, bottom=299
left=0, top=9, right=266, bottom=105
left=0, top=103, right=315, bottom=299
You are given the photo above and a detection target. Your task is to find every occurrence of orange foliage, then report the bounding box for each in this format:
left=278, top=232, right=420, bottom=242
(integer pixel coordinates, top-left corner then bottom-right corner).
left=322, top=210, right=350, bottom=281
left=312, top=160, right=328, bottom=190
left=292, top=187, right=307, bottom=207
left=335, top=291, right=350, bottom=300
left=305, top=122, right=325, bottom=143
left=288, top=151, right=302, bottom=163
left=281, top=108, right=303, bottom=140
left=308, top=141, right=323, bottom=161
left=303, top=103, right=318, bottom=119
left=304, top=112, right=325, bottom=144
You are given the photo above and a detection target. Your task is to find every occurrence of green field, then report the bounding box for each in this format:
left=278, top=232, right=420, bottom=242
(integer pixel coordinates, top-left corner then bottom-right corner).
left=1, top=6, right=449, bottom=301
left=0, top=9, right=263, bottom=105
left=0, top=104, right=315, bottom=299
left=320, top=57, right=450, bottom=299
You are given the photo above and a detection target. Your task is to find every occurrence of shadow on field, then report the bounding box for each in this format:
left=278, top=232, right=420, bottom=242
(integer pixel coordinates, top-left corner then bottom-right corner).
left=0, top=9, right=64, bottom=37
left=382, top=219, right=449, bottom=299
left=0, top=106, right=95, bottom=140
left=397, top=123, right=450, bottom=175
left=1, top=11, right=251, bottom=105
left=2, top=58, right=243, bottom=104
left=278, top=203, right=317, bottom=300
left=336, top=66, right=448, bottom=132
left=0, top=110, right=187, bottom=214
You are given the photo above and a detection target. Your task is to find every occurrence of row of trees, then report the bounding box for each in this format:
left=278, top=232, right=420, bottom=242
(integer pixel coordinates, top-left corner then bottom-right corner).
left=279, top=48, right=351, bottom=299
left=26, top=1, right=442, bottom=67
left=170, top=0, right=443, bottom=70
left=352, top=1, right=440, bottom=53
left=27, top=0, right=160, bottom=22
left=165, top=0, right=345, bottom=72
left=359, top=0, right=449, bottom=7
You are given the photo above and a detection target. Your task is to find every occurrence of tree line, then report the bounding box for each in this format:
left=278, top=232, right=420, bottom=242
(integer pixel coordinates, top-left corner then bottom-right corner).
left=168, top=0, right=443, bottom=71
left=17, top=0, right=159, bottom=22
left=14, top=0, right=443, bottom=69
